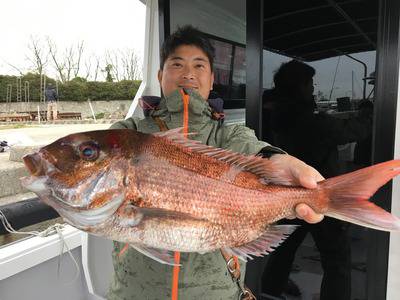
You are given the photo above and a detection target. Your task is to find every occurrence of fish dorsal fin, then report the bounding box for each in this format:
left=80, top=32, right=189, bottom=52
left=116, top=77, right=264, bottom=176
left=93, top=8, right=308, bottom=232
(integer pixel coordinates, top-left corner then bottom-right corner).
left=224, top=225, right=298, bottom=261
left=130, top=244, right=179, bottom=266
left=153, top=127, right=294, bottom=185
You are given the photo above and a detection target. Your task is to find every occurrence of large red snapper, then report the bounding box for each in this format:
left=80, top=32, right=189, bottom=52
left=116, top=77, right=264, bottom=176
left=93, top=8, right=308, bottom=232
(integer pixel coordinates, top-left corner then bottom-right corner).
left=21, top=128, right=400, bottom=265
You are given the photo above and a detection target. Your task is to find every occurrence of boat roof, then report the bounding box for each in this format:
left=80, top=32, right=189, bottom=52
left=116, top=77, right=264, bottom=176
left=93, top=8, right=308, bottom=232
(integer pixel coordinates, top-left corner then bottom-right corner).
left=263, top=0, right=378, bottom=61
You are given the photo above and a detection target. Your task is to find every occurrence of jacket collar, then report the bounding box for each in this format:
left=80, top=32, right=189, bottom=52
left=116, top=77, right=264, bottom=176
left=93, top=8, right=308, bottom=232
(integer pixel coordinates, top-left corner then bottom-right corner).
left=151, top=89, right=213, bottom=124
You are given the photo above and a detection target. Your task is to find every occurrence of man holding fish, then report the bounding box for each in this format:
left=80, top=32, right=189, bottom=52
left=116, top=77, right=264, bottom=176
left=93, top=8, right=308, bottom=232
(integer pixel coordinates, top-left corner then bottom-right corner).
left=22, top=25, right=400, bottom=300
left=105, top=25, right=329, bottom=300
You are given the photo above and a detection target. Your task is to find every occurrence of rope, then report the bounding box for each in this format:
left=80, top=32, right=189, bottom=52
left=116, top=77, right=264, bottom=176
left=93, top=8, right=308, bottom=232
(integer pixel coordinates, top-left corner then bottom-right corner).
left=170, top=89, right=191, bottom=300
left=0, top=209, right=80, bottom=284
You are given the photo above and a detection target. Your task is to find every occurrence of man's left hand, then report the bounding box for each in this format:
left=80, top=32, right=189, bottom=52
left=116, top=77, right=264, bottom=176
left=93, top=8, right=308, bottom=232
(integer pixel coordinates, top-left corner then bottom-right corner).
left=269, top=154, right=325, bottom=224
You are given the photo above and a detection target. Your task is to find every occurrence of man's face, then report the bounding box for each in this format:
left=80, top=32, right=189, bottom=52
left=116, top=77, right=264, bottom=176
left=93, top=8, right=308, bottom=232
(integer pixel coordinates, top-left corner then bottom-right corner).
left=158, top=45, right=214, bottom=100
left=300, top=78, right=315, bottom=102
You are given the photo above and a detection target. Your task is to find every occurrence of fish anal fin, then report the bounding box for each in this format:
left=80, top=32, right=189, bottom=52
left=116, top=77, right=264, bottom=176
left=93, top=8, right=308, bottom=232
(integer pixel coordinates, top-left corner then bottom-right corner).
left=225, top=225, right=298, bottom=262
left=130, top=244, right=179, bottom=266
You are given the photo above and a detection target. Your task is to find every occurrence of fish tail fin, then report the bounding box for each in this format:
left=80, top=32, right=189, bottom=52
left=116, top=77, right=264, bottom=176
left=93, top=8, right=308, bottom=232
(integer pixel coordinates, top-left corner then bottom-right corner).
left=321, top=160, right=400, bottom=232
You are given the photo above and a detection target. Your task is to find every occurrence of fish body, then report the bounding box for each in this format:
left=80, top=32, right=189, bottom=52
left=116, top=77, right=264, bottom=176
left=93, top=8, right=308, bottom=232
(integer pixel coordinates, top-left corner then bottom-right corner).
left=21, top=128, right=400, bottom=264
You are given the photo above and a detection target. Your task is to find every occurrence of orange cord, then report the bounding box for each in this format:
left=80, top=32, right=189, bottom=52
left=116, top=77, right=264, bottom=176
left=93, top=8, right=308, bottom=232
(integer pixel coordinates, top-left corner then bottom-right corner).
left=233, top=256, right=239, bottom=270
left=171, top=251, right=181, bottom=300
left=118, top=243, right=129, bottom=258
left=171, top=89, right=190, bottom=300
left=179, top=89, right=190, bottom=138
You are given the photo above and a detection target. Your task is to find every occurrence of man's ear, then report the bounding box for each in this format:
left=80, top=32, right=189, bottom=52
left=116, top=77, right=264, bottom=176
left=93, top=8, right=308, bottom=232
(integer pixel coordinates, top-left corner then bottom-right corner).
left=157, top=69, right=163, bottom=84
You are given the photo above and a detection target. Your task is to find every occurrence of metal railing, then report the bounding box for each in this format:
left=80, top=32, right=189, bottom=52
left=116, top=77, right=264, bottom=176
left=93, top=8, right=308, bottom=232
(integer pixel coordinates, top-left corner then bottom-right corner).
left=0, top=198, right=59, bottom=236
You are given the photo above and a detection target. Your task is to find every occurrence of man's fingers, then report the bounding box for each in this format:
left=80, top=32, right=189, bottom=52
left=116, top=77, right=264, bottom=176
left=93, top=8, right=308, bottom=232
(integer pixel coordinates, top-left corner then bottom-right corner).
left=291, top=160, right=324, bottom=189
left=295, top=204, right=324, bottom=224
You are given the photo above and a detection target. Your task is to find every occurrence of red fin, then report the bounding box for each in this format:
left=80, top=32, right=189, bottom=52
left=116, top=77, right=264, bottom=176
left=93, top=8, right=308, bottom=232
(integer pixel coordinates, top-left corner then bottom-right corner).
left=154, top=128, right=296, bottom=185
left=321, top=160, right=400, bottom=232
left=225, top=225, right=298, bottom=261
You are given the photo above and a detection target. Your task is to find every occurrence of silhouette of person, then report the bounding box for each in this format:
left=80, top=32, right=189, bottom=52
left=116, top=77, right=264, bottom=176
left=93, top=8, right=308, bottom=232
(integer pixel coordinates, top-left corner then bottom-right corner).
left=246, top=60, right=372, bottom=300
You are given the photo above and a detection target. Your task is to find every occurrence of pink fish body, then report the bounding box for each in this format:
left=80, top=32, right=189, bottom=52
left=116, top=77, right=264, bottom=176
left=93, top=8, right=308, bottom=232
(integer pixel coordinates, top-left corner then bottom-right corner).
left=21, top=128, right=400, bottom=264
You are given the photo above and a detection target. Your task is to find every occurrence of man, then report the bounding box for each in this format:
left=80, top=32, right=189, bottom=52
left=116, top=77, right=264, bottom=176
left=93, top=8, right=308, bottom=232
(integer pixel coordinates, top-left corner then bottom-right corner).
left=107, top=26, right=323, bottom=300
left=45, top=83, right=58, bottom=121
left=259, top=60, right=372, bottom=300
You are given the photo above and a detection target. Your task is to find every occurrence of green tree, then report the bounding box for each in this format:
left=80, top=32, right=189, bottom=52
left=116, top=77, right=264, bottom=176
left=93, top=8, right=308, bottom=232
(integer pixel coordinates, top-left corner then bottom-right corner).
left=104, top=64, right=113, bottom=82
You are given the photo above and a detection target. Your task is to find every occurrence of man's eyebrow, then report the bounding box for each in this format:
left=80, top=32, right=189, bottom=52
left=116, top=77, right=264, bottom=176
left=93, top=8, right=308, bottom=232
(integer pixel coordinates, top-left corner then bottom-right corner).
left=167, top=56, right=209, bottom=63
left=168, top=56, right=184, bottom=61
left=194, top=57, right=208, bottom=63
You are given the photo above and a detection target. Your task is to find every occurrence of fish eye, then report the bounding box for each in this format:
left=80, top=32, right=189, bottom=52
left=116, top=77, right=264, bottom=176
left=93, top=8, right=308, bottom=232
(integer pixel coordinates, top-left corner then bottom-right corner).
left=78, top=141, right=100, bottom=161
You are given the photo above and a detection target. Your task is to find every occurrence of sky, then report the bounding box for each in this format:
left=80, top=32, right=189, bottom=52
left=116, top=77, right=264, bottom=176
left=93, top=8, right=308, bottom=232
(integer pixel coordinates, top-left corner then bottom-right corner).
left=264, top=50, right=376, bottom=101
left=0, top=0, right=146, bottom=79
left=1, top=0, right=375, bottom=100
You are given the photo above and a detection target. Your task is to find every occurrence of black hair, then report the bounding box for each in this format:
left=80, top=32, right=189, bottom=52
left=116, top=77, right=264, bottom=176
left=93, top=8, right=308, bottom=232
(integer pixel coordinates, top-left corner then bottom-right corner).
left=273, top=60, right=315, bottom=94
left=160, top=25, right=215, bottom=70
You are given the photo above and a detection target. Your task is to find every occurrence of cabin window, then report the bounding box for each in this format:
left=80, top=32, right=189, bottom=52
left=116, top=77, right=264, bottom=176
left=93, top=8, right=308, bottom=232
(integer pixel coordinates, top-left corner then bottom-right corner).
left=207, top=35, right=246, bottom=106
left=258, top=0, right=379, bottom=298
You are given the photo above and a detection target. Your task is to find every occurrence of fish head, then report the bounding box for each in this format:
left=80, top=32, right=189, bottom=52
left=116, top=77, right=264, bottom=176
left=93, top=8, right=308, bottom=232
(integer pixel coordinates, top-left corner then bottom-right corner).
left=21, top=129, right=138, bottom=228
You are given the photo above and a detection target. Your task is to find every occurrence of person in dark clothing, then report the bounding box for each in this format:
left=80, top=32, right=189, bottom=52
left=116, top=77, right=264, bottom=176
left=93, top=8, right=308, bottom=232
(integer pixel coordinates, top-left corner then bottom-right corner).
left=45, top=83, right=58, bottom=121
left=245, top=60, right=372, bottom=300
left=353, top=100, right=374, bottom=167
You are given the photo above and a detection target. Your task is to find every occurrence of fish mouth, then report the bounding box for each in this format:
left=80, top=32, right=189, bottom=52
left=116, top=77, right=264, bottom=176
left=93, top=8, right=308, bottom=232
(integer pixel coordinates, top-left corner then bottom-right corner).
left=23, top=153, right=45, bottom=176
left=56, top=193, right=125, bottom=228
left=21, top=152, right=126, bottom=228
left=21, top=175, right=125, bottom=228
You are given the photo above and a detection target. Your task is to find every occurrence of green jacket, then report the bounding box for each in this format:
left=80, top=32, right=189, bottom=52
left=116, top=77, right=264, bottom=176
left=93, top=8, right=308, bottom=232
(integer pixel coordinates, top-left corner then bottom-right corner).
left=107, top=89, right=270, bottom=300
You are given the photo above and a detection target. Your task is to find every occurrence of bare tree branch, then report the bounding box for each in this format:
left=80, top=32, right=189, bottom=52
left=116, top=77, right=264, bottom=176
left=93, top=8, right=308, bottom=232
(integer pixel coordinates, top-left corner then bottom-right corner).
left=2, top=60, right=24, bottom=76
left=73, top=41, right=84, bottom=78
left=26, top=36, right=49, bottom=75
left=93, top=56, right=100, bottom=81
left=47, top=37, right=66, bottom=82
left=120, top=49, right=142, bottom=80
left=105, top=50, right=120, bottom=81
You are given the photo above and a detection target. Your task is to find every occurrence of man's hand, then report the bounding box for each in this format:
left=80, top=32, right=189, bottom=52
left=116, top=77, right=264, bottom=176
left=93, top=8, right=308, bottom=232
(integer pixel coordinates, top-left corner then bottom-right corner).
left=269, top=154, right=325, bottom=224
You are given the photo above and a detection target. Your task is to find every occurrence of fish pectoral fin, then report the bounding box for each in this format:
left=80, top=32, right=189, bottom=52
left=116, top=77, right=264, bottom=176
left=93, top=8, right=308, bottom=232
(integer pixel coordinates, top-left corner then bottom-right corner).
left=138, top=206, right=205, bottom=221
left=225, top=225, right=298, bottom=262
left=130, top=244, right=179, bottom=266
left=118, top=205, right=205, bottom=228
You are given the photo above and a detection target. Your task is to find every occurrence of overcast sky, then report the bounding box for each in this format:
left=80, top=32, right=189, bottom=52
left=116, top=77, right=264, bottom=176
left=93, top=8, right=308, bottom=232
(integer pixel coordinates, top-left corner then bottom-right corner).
left=1, top=0, right=374, bottom=100
left=0, top=0, right=146, bottom=78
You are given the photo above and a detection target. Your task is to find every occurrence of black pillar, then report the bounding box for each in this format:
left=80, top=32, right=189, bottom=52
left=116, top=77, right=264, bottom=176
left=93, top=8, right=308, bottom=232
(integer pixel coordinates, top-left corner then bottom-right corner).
left=246, top=0, right=264, bottom=139
left=368, top=0, right=400, bottom=299
left=158, top=0, right=170, bottom=50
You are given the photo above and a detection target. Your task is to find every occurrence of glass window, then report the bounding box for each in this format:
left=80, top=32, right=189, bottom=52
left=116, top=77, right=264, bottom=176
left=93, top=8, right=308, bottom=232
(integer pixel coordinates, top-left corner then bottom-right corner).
left=260, top=1, right=378, bottom=298
left=210, top=39, right=233, bottom=99
left=208, top=35, right=246, bottom=105
left=231, top=46, right=246, bottom=100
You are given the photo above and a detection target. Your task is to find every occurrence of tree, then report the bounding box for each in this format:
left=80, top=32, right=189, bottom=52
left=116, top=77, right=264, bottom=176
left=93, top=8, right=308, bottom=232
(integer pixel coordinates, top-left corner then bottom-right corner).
left=120, top=49, right=142, bottom=80
left=104, top=48, right=142, bottom=81
left=26, top=36, right=49, bottom=76
left=104, top=64, right=113, bottom=82
left=47, top=38, right=85, bottom=83
left=105, top=50, right=120, bottom=81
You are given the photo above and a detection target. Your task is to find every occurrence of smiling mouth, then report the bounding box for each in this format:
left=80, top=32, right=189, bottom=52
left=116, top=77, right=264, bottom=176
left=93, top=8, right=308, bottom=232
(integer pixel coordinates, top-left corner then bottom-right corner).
left=178, top=85, right=198, bottom=90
